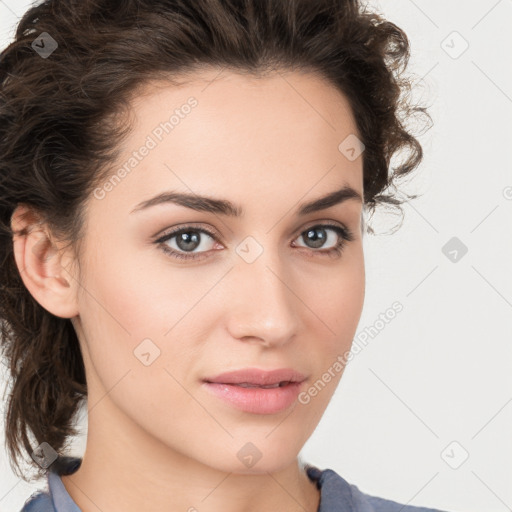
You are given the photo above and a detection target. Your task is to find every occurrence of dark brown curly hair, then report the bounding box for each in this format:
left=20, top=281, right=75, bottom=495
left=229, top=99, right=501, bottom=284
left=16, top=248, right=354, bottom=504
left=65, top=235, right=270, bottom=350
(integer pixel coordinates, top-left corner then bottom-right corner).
left=0, top=0, right=431, bottom=481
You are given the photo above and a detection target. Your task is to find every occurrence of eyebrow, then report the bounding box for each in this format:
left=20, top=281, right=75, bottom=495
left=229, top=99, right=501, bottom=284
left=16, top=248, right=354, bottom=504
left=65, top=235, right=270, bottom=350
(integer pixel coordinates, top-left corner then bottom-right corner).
left=130, top=184, right=362, bottom=217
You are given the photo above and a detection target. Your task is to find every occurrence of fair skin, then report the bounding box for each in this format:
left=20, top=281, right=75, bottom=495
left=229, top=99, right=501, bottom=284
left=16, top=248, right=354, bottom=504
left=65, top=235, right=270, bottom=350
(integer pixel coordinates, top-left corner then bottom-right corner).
left=11, top=68, right=365, bottom=512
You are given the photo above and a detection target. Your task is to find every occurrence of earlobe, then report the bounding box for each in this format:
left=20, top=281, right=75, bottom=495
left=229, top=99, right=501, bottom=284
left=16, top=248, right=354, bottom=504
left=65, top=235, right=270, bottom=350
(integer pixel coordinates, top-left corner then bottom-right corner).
left=10, top=204, right=79, bottom=319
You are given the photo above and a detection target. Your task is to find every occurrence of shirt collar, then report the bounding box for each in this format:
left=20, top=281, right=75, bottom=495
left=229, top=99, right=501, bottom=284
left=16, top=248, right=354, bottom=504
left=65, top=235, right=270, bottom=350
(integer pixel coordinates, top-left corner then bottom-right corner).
left=306, top=464, right=355, bottom=512
left=48, top=457, right=82, bottom=512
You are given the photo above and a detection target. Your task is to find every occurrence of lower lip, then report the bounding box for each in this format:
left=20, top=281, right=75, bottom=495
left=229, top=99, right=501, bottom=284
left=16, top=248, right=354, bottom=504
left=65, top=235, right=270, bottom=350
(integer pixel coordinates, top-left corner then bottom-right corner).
left=202, top=381, right=303, bottom=414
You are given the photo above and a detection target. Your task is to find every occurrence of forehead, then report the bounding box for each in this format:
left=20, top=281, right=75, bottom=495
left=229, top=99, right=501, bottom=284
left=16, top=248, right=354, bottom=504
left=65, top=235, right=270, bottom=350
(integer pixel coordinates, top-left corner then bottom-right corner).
left=130, top=67, right=358, bottom=135
left=89, top=67, right=363, bottom=218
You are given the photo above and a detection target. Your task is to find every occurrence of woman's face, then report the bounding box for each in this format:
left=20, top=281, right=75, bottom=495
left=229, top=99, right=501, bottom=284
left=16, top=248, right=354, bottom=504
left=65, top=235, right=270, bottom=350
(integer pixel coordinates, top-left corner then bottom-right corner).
left=70, top=68, right=365, bottom=473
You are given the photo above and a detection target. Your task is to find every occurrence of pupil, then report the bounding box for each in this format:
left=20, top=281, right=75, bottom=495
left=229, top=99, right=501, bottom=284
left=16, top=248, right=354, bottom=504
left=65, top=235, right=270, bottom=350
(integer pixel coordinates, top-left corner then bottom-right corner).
left=177, top=231, right=200, bottom=251
left=305, top=227, right=326, bottom=248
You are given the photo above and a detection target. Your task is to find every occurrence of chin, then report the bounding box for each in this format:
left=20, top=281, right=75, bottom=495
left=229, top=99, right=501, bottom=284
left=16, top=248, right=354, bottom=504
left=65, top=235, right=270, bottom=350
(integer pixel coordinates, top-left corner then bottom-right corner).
left=199, top=436, right=302, bottom=475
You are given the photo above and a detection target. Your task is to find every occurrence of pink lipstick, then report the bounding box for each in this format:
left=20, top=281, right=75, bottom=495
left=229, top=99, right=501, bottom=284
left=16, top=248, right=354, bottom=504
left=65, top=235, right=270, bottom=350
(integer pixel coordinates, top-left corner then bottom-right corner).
left=202, top=367, right=307, bottom=414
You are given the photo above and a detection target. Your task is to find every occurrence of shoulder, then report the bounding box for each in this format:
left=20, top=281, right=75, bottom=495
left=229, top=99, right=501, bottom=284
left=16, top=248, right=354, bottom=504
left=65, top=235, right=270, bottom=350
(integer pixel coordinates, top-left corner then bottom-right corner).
left=352, top=485, right=450, bottom=512
left=306, top=465, right=451, bottom=512
left=19, top=490, right=55, bottom=512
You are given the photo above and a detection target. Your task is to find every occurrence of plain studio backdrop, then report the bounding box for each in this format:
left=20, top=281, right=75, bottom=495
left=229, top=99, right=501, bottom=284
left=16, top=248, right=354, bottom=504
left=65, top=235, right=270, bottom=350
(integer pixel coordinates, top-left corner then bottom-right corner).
left=1, top=1, right=511, bottom=511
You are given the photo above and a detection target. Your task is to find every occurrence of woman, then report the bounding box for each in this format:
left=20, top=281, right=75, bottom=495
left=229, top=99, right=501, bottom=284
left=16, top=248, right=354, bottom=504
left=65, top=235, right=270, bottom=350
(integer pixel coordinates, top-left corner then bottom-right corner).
left=0, top=0, right=445, bottom=511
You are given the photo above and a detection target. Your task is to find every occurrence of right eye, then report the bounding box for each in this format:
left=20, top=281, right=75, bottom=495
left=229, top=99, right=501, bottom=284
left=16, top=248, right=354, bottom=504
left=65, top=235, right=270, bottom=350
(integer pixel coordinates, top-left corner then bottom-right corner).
left=155, top=226, right=219, bottom=261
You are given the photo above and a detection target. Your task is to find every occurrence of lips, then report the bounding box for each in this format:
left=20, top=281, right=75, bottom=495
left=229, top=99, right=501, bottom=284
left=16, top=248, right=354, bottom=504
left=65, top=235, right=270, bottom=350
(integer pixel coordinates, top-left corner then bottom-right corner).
left=202, top=367, right=307, bottom=414
left=202, top=368, right=306, bottom=414
left=203, top=367, right=307, bottom=387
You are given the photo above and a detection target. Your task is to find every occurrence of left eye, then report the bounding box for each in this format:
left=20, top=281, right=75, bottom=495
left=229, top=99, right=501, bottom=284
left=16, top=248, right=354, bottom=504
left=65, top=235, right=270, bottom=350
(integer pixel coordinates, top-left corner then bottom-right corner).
left=293, top=225, right=346, bottom=250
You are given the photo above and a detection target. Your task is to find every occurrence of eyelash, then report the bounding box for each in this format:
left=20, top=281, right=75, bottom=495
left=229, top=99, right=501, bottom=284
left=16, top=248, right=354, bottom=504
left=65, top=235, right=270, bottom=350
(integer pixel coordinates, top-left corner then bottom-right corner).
left=154, top=223, right=355, bottom=261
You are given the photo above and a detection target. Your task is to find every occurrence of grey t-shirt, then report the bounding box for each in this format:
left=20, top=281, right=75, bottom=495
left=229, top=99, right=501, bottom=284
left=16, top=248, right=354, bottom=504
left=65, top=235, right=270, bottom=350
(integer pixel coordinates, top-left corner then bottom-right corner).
left=20, top=456, right=450, bottom=512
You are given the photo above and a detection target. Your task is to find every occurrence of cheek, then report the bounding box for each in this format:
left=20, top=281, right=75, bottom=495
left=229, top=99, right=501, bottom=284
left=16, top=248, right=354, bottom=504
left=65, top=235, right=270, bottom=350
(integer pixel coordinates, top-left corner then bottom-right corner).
left=332, top=245, right=365, bottom=334
left=296, top=247, right=365, bottom=396
left=74, top=241, right=169, bottom=388
left=74, top=246, right=206, bottom=442
left=295, top=244, right=365, bottom=342
left=78, top=235, right=193, bottom=342
left=75, top=237, right=217, bottom=388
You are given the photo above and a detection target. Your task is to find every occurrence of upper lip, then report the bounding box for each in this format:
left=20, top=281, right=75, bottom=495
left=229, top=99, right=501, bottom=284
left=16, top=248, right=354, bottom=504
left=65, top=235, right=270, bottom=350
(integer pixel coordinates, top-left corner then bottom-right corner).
left=204, top=367, right=307, bottom=386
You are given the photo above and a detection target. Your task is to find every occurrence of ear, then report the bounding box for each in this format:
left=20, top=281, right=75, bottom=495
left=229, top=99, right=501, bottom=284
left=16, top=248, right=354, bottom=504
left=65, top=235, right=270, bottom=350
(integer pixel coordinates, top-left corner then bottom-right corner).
left=10, top=204, right=80, bottom=319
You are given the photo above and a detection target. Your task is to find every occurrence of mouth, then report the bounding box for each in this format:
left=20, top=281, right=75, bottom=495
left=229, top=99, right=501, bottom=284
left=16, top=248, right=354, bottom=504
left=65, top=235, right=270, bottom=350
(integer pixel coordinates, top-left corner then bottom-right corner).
left=202, top=368, right=307, bottom=414
left=221, top=381, right=294, bottom=389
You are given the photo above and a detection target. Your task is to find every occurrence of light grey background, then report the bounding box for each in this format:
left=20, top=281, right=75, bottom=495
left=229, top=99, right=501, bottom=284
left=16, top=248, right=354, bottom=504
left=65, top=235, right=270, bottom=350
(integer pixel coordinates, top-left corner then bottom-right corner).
left=1, top=1, right=511, bottom=511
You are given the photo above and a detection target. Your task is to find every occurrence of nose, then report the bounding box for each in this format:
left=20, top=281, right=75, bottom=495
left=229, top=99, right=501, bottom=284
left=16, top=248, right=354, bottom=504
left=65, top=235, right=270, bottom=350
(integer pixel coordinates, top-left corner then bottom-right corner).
left=225, top=248, right=300, bottom=348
